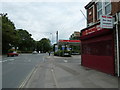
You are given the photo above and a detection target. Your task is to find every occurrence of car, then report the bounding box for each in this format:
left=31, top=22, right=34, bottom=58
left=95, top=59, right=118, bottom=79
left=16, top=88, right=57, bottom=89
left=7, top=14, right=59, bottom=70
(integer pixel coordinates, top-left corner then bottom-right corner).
left=7, top=51, right=19, bottom=57
left=32, top=51, right=38, bottom=54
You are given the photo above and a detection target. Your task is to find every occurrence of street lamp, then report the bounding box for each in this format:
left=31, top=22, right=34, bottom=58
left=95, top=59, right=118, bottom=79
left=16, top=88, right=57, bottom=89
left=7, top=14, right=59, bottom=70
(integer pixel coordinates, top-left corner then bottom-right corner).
left=50, top=33, right=53, bottom=45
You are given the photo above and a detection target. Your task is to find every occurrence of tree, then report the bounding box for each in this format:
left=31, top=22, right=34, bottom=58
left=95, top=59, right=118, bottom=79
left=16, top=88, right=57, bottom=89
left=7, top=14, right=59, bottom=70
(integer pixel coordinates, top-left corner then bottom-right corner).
left=1, top=13, right=36, bottom=53
left=2, top=13, right=19, bottom=53
left=17, top=29, right=35, bottom=51
left=2, top=13, right=51, bottom=54
left=38, top=38, right=51, bottom=53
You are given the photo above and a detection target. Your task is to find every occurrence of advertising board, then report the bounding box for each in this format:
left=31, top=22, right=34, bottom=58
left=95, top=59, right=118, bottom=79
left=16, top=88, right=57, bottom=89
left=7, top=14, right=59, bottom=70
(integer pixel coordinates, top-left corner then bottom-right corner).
left=100, top=15, right=113, bottom=29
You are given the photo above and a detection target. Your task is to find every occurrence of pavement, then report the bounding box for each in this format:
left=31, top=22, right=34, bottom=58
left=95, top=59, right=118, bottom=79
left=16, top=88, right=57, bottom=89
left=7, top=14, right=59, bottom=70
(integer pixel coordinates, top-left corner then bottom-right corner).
left=21, top=54, right=118, bottom=88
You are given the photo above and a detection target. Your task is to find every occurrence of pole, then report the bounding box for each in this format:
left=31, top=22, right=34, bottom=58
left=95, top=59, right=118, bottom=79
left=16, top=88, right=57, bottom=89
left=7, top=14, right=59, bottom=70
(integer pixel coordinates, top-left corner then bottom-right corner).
left=50, top=33, right=52, bottom=45
left=116, top=13, right=119, bottom=77
left=56, top=31, right=58, bottom=43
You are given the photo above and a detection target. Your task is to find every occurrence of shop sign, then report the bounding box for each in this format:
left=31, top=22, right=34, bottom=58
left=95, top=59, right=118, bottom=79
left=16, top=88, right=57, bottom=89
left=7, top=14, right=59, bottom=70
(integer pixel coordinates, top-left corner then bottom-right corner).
left=100, top=15, right=113, bottom=29
left=82, top=24, right=102, bottom=36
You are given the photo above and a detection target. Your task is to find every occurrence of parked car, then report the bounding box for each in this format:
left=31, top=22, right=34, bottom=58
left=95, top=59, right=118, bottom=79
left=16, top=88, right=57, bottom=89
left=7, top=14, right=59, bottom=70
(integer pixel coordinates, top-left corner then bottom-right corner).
left=7, top=51, right=19, bottom=57
left=32, top=51, right=38, bottom=54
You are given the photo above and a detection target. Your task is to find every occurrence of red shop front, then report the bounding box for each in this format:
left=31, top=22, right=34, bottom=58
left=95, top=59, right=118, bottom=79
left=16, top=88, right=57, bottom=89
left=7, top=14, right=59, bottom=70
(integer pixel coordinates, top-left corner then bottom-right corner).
left=80, top=23, right=115, bottom=75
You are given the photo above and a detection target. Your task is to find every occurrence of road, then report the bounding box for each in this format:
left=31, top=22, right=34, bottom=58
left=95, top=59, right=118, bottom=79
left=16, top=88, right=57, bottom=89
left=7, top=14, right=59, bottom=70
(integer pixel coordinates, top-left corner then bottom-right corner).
left=2, top=53, right=118, bottom=88
left=2, top=53, right=47, bottom=88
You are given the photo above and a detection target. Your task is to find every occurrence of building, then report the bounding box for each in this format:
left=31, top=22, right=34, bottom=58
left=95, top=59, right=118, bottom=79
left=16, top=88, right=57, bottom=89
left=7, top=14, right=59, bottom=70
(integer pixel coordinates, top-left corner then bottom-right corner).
left=80, top=0, right=120, bottom=76
left=85, top=0, right=120, bottom=26
left=69, top=31, right=80, bottom=40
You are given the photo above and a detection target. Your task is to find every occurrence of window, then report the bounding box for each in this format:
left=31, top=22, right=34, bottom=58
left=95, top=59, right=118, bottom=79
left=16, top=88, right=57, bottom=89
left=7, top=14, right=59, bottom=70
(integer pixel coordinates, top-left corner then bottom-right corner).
left=97, top=1, right=102, bottom=19
left=97, top=0, right=111, bottom=20
left=105, top=0, right=111, bottom=15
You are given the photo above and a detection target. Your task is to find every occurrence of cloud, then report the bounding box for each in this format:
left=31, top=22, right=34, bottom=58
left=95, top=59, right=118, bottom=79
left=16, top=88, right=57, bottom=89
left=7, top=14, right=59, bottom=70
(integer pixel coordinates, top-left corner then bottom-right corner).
left=1, top=0, right=91, bottom=2
left=1, top=1, right=90, bottom=44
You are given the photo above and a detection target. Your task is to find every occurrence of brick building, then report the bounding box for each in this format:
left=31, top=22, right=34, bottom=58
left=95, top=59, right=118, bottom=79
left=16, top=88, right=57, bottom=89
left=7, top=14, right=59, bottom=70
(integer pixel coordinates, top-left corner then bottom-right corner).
left=85, top=0, right=120, bottom=26
left=80, top=0, right=120, bottom=76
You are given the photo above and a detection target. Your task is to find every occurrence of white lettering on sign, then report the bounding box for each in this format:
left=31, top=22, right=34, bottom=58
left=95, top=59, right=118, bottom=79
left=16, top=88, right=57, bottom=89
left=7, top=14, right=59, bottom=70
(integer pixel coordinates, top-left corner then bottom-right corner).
left=100, top=15, right=113, bottom=29
left=82, top=24, right=102, bottom=36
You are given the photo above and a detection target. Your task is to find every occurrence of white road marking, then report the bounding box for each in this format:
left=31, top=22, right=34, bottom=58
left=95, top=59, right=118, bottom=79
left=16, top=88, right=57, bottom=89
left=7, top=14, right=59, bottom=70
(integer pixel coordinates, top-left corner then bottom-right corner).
left=51, top=69, right=54, bottom=72
left=1, top=58, right=15, bottom=63
left=64, top=60, right=68, bottom=63
left=43, top=57, right=45, bottom=62
left=28, top=59, right=31, bottom=62
left=51, top=64, right=59, bottom=88
left=9, top=59, right=15, bottom=61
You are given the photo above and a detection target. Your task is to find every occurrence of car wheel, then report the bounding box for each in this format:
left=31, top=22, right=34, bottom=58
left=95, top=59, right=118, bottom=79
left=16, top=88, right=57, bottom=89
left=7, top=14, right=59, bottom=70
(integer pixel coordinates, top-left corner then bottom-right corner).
left=7, top=55, right=9, bottom=57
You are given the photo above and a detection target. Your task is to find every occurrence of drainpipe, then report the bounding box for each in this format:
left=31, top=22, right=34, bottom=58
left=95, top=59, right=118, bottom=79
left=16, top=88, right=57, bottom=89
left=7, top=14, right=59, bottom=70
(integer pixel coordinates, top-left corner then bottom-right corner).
left=115, top=13, right=119, bottom=77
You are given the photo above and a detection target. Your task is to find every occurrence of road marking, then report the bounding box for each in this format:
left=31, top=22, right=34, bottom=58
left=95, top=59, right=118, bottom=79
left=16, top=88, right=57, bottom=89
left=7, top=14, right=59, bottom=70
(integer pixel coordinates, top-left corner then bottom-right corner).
left=9, top=59, right=15, bottom=61
left=28, top=59, right=31, bottom=62
left=18, top=64, right=39, bottom=89
left=51, top=69, right=53, bottom=71
left=43, top=57, right=45, bottom=62
left=1, top=58, right=15, bottom=63
left=51, top=67, right=59, bottom=88
left=64, top=60, right=68, bottom=63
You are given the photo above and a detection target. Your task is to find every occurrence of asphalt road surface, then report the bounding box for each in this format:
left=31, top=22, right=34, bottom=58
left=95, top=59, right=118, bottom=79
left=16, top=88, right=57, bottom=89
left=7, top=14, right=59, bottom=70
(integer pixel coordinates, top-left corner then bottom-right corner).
left=2, top=53, right=47, bottom=88
left=2, top=54, right=118, bottom=88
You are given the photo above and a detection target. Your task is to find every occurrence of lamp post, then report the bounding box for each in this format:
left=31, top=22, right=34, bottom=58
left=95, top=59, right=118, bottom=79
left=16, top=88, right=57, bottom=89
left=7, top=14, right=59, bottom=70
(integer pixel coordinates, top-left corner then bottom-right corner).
left=56, top=31, right=58, bottom=44
left=50, top=33, right=53, bottom=45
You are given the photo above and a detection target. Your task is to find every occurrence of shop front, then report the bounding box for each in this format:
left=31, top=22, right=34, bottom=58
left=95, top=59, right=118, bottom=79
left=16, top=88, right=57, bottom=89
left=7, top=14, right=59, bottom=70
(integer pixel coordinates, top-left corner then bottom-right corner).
left=80, top=23, right=115, bottom=75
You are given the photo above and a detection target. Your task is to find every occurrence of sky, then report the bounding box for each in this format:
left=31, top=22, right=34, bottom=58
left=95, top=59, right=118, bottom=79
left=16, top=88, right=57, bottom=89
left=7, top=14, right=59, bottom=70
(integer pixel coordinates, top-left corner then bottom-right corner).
left=1, top=0, right=91, bottom=44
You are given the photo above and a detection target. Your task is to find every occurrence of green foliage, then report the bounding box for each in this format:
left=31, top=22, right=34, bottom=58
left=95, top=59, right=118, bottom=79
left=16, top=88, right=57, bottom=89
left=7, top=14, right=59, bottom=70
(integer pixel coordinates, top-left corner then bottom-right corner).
left=2, top=13, right=37, bottom=54
left=70, top=45, right=81, bottom=55
left=8, top=49, right=16, bottom=53
left=2, top=13, right=18, bottom=53
left=37, top=38, right=52, bottom=53
left=54, top=50, right=71, bottom=57
left=17, top=29, right=35, bottom=51
left=1, top=13, right=52, bottom=54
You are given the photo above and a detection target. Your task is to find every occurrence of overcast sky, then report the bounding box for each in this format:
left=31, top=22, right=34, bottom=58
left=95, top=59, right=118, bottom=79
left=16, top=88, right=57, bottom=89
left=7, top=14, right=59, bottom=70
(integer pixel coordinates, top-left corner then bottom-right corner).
left=1, top=0, right=91, bottom=44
